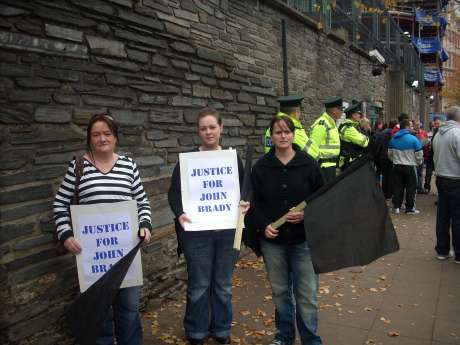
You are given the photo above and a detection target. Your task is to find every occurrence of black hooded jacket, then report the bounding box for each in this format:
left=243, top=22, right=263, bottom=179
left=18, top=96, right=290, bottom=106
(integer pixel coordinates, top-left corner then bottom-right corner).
left=246, top=147, right=324, bottom=253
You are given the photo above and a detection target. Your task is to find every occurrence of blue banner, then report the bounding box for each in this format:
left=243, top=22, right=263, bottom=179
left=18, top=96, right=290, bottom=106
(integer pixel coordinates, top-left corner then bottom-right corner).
left=412, top=36, right=441, bottom=54
left=424, top=68, right=442, bottom=83
left=415, top=9, right=447, bottom=28
left=441, top=48, right=449, bottom=62
left=429, top=112, right=447, bottom=121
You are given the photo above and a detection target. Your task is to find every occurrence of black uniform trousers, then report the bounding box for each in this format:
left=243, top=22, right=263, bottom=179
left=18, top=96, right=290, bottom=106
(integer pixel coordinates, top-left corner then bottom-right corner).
left=391, top=164, right=417, bottom=211
left=320, top=166, right=336, bottom=184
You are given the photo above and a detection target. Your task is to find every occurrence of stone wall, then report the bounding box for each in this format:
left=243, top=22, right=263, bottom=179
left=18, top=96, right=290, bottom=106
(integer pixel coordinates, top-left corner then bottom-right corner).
left=1, top=0, right=395, bottom=343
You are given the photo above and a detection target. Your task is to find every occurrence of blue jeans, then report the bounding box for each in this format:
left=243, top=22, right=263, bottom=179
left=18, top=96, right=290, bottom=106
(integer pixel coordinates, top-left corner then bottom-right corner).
left=96, top=286, right=142, bottom=345
left=261, top=240, right=322, bottom=345
left=181, top=229, right=238, bottom=340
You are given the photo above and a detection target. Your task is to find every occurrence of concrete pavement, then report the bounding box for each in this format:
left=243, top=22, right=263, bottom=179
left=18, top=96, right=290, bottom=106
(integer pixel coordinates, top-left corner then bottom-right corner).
left=143, top=192, right=460, bottom=345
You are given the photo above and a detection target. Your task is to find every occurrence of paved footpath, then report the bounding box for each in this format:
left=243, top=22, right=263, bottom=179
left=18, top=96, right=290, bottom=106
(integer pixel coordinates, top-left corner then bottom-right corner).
left=143, top=193, right=460, bottom=345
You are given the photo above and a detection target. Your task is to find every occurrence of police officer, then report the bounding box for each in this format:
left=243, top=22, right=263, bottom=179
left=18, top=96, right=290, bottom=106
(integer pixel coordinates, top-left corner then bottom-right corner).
left=338, top=102, right=370, bottom=171
left=310, top=96, right=342, bottom=183
left=264, top=95, right=319, bottom=159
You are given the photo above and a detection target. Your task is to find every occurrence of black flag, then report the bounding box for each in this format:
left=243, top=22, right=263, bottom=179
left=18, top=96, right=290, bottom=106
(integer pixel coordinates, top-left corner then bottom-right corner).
left=66, top=240, right=143, bottom=345
left=304, top=156, right=399, bottom=273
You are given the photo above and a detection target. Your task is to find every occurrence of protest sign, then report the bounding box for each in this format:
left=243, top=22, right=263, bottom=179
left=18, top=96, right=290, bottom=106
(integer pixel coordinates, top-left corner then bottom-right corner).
left=179, top=149, right=240, bottom=231
left=71, top=200, right=142, bottom=292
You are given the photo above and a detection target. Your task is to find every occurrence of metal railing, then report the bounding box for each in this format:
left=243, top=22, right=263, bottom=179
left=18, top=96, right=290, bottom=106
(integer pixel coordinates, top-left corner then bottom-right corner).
left=284, top=0, right=425, bottom=88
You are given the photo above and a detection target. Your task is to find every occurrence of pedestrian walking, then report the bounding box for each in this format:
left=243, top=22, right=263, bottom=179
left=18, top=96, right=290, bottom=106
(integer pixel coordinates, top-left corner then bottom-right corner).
left=373, top=120, right=398, bottom=202
left=388, top=119, right=424, bottom=215
left=309, top=96, right=342, bottom=183
left=53, top=114, right=152, bottom=345
left=432, top=106, right=460, bottom=263
left=167, top=107, right=249, bottom=345
left=248, top=116, right=324, bottom=345
left=413, top=119, right=429, bottom=194
left=425, top=116, right=442, bottom=193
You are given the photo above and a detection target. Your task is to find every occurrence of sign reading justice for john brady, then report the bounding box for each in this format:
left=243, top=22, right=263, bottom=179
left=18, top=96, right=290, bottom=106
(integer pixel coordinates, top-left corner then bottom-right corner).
left=70, top=200, right=143, bottom=292
left=179, top=150, right=240, bottom=231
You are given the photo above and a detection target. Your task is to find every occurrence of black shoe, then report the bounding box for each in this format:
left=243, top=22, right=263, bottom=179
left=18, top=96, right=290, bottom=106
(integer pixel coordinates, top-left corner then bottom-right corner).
left=187, top=338, right=204, bottom=345
left=214, top=336, right=231, bottom=344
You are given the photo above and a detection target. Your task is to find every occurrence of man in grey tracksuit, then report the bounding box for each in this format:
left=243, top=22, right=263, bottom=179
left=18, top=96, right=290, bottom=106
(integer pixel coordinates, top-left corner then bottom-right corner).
left=433, top=106, right=460, bottom=263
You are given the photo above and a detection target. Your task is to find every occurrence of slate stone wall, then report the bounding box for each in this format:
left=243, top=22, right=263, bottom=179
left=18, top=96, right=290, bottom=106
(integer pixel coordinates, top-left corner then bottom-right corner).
left=0, top=0, right=411, bottom=343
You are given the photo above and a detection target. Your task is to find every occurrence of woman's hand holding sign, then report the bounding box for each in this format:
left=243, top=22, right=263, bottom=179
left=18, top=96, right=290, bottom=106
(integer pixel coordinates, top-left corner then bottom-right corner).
left=138, top=228, right=151, bottom=244
left=178, top=213, right=192, bottom=228
left=240, top=201, right=250, bottom=215
left=64, top=236, right=82, bottom=255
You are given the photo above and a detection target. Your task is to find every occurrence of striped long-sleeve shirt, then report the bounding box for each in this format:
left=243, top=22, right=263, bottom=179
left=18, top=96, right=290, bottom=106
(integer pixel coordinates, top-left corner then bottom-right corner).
left=53, top=155, right=152, bottom=243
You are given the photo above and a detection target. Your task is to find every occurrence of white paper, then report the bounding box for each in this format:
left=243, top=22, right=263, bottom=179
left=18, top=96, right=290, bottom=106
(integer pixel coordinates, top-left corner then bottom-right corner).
left=179, top=150, right=240, bottom=231
left=71, top=200, right=143, bottom=292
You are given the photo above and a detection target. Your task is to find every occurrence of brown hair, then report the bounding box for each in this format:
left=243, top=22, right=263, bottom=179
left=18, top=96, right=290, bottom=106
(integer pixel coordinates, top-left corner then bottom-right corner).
left=86, top=114, right=119, bottom=152
left=269, top=116, right=295, bottom=136
left=197, top=107, right=222, bottom=126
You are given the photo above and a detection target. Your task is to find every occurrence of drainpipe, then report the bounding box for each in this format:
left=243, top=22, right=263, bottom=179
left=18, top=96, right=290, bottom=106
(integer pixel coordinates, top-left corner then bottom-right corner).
left=282, top=19, right=289, bottom=96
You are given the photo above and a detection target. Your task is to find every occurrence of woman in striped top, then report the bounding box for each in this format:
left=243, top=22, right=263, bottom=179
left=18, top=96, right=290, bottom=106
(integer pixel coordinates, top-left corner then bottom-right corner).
left=53, top=114, right=151, bottom=345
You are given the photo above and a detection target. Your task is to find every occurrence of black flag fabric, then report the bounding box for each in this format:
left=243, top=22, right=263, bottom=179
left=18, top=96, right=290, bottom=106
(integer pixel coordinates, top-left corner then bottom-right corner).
left=304, top=155, right=399, bottom=273
left=66, top=240, right=143, bottom=345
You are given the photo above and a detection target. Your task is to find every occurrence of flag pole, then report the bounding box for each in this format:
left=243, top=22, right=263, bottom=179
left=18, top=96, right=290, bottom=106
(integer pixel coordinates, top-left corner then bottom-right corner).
left=271, top=201, right=307, bottom=229
left=233, top=145, right=252, bottom=250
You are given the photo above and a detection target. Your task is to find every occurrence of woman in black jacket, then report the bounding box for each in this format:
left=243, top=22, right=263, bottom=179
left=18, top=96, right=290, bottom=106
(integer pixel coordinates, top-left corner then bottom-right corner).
left=168, top=107, right=248, bottom=345
left=249, top=116, right=324, bottom=345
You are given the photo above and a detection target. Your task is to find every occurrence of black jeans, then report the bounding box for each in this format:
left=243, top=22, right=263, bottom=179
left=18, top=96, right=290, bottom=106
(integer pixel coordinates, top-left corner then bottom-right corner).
left=380, top=159, right=393, bottom=199
left=416, top=165, right=424, bottom=192
left=435, top=177, right=460, bottom=260
left=391, top=164, right=417, bottom=210
left=424, top=160, right=434, bottom=191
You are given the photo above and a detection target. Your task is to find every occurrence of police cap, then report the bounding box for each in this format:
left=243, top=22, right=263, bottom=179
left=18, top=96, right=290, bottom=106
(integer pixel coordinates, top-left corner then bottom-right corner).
left=323, top=96, right=343, bottom=109
left=344, top=102, right=362, bottom=116
left=277, top=94, right=304, bottom=107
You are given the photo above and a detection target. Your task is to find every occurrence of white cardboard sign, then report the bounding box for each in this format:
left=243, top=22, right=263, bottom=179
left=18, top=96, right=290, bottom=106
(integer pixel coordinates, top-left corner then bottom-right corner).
left=179, top=150, right=240, bottom=231
left=70, top=200, right=143, bottom=292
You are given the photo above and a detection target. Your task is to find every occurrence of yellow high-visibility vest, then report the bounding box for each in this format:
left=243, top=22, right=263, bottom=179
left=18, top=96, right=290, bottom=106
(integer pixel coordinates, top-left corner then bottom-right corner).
left=310, top=112, right=340, bottom=168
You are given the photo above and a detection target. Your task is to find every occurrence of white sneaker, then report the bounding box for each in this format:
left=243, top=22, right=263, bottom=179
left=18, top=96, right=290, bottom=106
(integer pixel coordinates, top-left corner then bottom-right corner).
left=406, top=209, right=420, bottom=215
left=269, top=340, right=286, bottom=345
left=436, top=254, right=452, bottom=260
left=392, top=208, right=400, bottom=214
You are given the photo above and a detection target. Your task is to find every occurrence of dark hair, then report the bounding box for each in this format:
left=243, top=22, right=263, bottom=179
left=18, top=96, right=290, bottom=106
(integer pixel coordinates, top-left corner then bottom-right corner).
left=388, top=120, right=398, bottom=129
left=86, top=114, right=119, bottom=152
left=398, top=113, right=409, bottom=122
left=197, top=107, right=222, bottom=126
left=400, top=119, right=411, bottom=129
left=374, top=119, right=384, bottom=131
left=269, top=116, right=295, bottom=136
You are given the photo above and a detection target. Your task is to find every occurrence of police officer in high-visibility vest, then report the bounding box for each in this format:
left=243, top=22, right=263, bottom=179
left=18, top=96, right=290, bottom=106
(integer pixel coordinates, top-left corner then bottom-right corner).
left=263, top=94, right=319, bottom=159
left=310, top=96, right=342, bottom=183
left=338, top=102, right=369, bottom=171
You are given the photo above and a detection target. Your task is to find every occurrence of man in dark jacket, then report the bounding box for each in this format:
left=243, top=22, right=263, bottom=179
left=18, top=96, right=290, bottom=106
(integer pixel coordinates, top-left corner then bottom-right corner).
left=373, top=120, right=398, bottom=201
